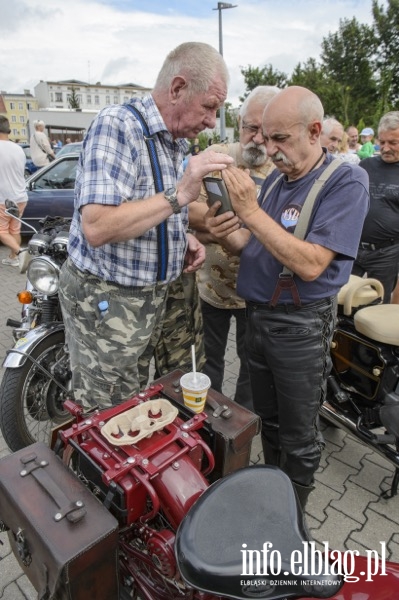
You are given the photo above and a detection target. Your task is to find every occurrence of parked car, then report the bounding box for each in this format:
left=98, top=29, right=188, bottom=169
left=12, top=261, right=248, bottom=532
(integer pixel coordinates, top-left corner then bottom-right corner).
left=22, top=154, right=79, bottom=234
left=55, top=141, right=83, bottom=158
left=19, top=144, right=40, bottom=178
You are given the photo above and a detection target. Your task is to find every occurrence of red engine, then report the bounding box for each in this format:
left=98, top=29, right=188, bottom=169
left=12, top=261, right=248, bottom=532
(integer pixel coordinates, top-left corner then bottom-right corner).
left=58, top=384, right=219, bottom=599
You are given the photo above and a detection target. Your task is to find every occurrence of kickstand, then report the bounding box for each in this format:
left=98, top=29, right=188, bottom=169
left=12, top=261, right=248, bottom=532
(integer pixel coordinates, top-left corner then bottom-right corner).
left=381, top=468, right=399, bottom=499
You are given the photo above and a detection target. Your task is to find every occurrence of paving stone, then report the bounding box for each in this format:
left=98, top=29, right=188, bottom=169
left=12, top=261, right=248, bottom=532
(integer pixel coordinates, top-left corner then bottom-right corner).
left=330, top=435, right=374, bottom=469
left=349, top=456, right=394, bottom=496
left=350, top=506, right=398, bottom=561
left=310, top=505, right=362, bottom=553
left=330, top=480, right=379, bottom=523
left=316, top=455, right=358, bottom=493
left=307, top=480, right=341, bottom=523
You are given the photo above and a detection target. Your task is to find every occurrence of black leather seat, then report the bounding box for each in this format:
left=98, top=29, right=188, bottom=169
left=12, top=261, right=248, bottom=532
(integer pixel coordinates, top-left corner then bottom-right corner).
left=175, top=465, right=343, bottom=599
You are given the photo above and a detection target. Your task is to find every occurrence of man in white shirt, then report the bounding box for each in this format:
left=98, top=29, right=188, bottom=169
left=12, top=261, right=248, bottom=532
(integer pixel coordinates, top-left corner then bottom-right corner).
left=30, top=119, right=55, bottom=167
left=0, top=117, right=28, bottom=266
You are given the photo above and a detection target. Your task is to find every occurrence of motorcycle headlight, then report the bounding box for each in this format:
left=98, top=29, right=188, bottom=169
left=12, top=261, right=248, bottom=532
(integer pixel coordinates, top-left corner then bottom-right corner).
left=27, top=257, right=61, bottom=296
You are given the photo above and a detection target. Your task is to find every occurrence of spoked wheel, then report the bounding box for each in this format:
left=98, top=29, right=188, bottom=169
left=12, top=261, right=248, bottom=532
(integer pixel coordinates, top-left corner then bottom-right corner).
left=0, top=330, right=71, bottom=451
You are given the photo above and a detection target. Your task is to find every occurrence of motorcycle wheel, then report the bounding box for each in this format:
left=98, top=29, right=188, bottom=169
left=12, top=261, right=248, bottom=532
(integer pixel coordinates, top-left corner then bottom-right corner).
left=0, top=330, right=70, bottom=451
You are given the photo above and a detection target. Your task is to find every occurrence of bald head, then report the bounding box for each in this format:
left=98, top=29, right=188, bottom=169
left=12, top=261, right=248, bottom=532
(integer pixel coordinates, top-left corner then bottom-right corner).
left=263, top=86, right=324, bottom=127
left=261, top=86, right=325, bottom=181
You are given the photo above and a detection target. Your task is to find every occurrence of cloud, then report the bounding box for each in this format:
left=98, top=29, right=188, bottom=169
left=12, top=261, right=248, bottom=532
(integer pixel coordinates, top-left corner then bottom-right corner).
left=0, top=0, right=384, bottom=107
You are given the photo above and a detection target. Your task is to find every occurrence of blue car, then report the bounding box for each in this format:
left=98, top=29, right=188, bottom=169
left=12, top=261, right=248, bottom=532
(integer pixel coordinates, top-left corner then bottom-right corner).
left=19, top=144, right=40, bottom=178
left=22, top=154, right=79, bottom=234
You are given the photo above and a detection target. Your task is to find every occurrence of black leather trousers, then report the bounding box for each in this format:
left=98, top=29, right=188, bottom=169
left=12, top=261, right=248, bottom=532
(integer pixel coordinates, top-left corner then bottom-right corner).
left=245, top=297, right=337, bottom=486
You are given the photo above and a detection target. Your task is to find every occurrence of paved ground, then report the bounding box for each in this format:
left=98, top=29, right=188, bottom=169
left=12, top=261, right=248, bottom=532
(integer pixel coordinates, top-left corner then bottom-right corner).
left=0, top=242, right=399, bottom=598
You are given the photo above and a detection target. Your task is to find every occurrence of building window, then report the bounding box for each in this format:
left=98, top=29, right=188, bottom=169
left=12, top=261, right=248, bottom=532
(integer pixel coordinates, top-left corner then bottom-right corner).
left=12, top=129, right=18, bottom=136
left=21, top=128, right=26, bottom=136
left=87, top=95, right=91, bottom=104
left=106, top=95, right=110, bottom=104
left=18, top=102, right=23, bottom=110
left=20, top=116, right=25, bottom=123
left=11, top=115, right=16, bottom=122
left=114, top=96, right=118, bottom=103
left=95, top=95, right=100, bottom=105
left=55, top=92, right=63, bottom=102
left=10, top=102, right=15, bottom=109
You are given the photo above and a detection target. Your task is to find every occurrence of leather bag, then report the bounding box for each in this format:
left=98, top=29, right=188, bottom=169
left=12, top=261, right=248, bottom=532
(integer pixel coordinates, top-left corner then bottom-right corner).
left=0, top=442, right=119, bottom=600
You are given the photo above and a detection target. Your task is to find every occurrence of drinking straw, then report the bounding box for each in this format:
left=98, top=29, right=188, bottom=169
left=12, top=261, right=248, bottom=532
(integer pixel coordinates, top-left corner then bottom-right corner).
left=191, top=344, right=197, bottom=382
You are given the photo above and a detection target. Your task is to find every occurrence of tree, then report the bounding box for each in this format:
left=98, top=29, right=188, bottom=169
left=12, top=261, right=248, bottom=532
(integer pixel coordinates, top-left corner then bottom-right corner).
left=239, top=64, right=288, bottom=103
left=320, top=17, right=378, bottom=125
left=68, top=87, right=80, bottom=109
left=372, top=0, right=399, bottom=110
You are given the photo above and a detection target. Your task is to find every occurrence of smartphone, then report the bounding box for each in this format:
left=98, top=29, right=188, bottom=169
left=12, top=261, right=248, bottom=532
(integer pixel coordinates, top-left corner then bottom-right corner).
left=203, top=176, right=234, bottom=216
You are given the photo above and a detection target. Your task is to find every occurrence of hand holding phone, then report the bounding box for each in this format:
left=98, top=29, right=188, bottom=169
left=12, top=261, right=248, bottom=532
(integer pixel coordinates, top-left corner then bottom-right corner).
left=203, top=176, right=234, bottom=216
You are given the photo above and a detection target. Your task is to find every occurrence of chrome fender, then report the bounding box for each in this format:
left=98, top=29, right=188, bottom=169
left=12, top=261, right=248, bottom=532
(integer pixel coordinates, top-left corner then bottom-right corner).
left=2, top=322, right=65, bottom=368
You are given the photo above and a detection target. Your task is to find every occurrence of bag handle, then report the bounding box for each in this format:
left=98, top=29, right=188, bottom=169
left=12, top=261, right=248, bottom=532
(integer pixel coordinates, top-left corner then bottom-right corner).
left=19, top=451, right=86, bottom=524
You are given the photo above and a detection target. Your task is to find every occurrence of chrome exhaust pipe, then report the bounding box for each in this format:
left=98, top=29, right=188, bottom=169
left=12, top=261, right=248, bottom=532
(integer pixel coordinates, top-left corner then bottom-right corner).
left=320, top=401, right=399, bottom=469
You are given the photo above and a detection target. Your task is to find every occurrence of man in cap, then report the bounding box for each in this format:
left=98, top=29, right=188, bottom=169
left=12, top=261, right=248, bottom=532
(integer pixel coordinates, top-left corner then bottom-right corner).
left=358, top=127, right=375, bottom=159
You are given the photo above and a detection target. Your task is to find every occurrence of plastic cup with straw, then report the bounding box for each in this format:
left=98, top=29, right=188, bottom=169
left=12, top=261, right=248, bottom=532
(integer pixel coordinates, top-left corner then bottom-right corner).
left=180, top=345, right=211, bottom=413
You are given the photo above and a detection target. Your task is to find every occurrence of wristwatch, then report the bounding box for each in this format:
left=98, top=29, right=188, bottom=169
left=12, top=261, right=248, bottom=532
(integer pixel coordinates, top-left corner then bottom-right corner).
left=164, top=187, right=181, bottom=214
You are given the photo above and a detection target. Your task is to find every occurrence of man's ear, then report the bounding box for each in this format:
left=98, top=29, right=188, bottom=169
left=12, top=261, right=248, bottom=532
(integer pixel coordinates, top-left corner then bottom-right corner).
left=170, top=76, right=187, bottom=103
left=309, top=121, right=322, bottom=143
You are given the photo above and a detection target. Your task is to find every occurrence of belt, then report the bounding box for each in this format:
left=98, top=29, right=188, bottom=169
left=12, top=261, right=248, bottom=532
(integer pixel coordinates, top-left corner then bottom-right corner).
left=359, top=238, right=399, bottom=251
left=246, top=296, right=334, bottom=313
left=65, top=258, right=167, bottom=295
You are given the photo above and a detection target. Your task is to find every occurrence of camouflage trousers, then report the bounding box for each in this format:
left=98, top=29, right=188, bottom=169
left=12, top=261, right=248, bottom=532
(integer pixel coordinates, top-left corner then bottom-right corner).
left=59, top=259, right=168, bottom=409
left=139, top=272, right=205, bottom=379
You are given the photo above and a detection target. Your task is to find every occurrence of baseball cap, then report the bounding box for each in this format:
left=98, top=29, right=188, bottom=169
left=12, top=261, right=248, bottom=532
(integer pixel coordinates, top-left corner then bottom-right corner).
left=360, top=127, right=374, bottom=136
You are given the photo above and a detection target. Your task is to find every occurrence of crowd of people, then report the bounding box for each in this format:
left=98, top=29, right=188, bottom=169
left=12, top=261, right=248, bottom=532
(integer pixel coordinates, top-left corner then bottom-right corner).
left=2, top=40, right=399, bottom=508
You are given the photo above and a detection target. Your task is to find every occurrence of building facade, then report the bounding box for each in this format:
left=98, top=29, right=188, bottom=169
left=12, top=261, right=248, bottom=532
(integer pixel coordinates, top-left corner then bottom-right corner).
left=34, top=79, right=151, bottom=111
left=0, top=91, right=38, bottom=143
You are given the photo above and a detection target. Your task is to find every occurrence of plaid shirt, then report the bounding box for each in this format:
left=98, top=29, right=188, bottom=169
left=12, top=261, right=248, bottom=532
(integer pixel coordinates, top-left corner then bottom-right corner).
left=68, top=95, right=189, bottom=286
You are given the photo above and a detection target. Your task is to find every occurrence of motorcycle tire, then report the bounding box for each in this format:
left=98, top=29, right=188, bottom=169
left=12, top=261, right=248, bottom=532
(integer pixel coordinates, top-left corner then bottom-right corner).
left=0, top=330, right=70, bottom=452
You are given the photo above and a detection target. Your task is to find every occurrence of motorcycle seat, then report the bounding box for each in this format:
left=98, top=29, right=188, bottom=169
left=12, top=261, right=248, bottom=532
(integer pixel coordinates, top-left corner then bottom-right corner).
left=176, top=465, right=343, bottom=600
left=337, top=275, right=384, bottom=316
left=354, top=304, right=399, bottom=345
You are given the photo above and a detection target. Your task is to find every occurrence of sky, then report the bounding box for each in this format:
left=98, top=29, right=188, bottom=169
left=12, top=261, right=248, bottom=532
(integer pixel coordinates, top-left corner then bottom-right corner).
left=0, top=0, right=386, bottom=108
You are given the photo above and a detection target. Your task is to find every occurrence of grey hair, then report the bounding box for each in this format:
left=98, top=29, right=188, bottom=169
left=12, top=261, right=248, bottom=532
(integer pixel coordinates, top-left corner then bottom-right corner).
left=378, top=111, right=399, bottom=133
left=321, top=117, right=343, bottom=136
left=239, top=86, right=280, bottom=118
left=153, top=42, right=229, bottom=99
left=33, top=120, right=45, bottom=129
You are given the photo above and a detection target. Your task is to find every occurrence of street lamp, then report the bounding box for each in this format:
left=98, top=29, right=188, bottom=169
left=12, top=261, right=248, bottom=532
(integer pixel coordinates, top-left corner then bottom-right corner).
left=213, top=2, right=237, bottom=142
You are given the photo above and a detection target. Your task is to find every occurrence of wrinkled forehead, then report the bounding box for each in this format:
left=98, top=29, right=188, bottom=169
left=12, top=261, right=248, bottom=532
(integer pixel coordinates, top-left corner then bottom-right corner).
left=262, top=100, right=299, bottom=133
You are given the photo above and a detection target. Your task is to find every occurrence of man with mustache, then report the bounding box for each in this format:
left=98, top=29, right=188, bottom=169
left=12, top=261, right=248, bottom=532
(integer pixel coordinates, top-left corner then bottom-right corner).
left=190, top=86, right=279, bottom=411
left=352, top=112, right=399, bottom=303
left=205, top=86, right=369, bottom=508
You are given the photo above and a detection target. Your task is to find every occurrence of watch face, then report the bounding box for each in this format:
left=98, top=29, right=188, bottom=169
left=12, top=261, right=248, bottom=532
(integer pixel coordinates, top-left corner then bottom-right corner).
left=165, top=187, right=176, bottom=197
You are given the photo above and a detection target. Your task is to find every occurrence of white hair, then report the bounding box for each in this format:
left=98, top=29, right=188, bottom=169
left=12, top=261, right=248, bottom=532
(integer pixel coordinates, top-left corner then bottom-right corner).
left=239, top=86, right=280, bottom=118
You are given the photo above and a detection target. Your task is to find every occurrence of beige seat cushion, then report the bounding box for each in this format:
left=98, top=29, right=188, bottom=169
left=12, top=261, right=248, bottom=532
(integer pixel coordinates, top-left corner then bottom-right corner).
left=354, top=305, right=399, bottom=345
left=337, top=275, right=384, bottom=316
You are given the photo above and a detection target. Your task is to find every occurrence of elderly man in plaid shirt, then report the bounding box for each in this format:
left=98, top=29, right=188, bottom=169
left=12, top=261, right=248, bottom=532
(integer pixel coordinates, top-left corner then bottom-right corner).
left=59, top=42, right=233, bottom=408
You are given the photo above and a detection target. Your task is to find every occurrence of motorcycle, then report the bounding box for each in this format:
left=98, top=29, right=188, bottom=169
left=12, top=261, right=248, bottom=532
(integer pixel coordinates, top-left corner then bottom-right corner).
left=0, top=376, right=398, bottom=600
left=2, top=203, right=399, bottom=502
left=0, top=200, right=71, bottom=451
left=322, top=274, right=399, bottom=499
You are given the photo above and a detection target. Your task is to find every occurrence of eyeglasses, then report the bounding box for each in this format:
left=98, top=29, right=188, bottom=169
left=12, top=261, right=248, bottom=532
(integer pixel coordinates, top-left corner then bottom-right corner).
left=241, top=122, right=265, bottom=139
